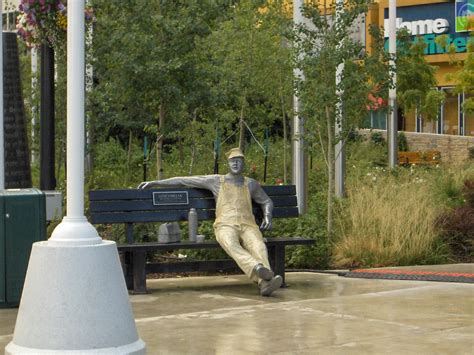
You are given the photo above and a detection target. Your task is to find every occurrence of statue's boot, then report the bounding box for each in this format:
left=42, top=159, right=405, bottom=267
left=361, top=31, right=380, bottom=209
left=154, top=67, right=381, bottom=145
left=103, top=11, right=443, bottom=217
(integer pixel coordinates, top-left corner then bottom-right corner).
left=254, top=263, right=274, bottom=281
left=259, top=275, right=283, bottom=296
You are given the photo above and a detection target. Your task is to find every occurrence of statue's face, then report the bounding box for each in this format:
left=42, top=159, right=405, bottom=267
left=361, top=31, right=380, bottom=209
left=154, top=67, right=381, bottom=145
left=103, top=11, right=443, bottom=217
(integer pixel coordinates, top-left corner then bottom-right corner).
left=228, top=157, right=244, bottom=175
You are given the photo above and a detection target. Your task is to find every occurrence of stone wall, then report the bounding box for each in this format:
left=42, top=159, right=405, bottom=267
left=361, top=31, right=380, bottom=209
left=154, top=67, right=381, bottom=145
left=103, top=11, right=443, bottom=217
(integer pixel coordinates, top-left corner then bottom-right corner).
left=3, top=32, right=32, bottom=188
left=360, top=129, right=474, bottom=163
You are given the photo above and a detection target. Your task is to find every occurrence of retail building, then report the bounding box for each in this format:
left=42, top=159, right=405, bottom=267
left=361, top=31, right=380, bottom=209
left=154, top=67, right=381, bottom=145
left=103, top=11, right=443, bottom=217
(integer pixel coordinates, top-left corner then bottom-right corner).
left=366, top=0, right=473, bottom=137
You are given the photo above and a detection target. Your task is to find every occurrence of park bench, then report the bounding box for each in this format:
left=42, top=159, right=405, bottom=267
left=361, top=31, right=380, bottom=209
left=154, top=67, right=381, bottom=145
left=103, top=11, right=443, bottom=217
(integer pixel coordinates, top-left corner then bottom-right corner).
left=398, top=150, right=441, bottom=166
left=89, top=185, right=314, bottom=293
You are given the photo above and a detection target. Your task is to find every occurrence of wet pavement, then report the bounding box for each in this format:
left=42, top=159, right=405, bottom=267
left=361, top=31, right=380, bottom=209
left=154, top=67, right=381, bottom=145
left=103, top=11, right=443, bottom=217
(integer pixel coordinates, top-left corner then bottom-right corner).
left=1, top=264, right=473, bottom=354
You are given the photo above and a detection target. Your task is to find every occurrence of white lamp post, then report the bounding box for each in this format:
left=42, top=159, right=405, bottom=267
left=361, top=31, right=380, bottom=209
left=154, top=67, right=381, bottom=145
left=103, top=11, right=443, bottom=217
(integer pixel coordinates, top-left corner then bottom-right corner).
left=388, top=0, right=398, bottom=168
left=293, top=0, right=307, bottom=214
left=5, top=1, right=145, bottom=353
left=334, top=0, right=345, bottom=198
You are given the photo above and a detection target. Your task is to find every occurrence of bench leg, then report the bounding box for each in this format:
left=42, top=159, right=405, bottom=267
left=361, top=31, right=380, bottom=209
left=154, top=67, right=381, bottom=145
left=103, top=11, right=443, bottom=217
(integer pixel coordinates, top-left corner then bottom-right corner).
left=267, top=245, right=287, bottom=287
left=121, top=251, right=133, bottom=291
left=133, top=251, right=147, bottom=294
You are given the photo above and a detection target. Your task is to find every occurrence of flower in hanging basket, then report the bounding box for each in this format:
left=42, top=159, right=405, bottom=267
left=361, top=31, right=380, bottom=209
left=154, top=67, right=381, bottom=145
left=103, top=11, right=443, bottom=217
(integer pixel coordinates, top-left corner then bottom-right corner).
left=16, top=0, right=66, bottom=48
left=16, top=0, right=94, bottom=49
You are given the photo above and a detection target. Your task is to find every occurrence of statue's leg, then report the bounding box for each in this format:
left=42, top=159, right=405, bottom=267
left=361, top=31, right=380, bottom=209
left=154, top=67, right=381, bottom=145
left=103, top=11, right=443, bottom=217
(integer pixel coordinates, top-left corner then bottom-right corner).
left=215, top=225, right=261, bottom=282
left=239, top=225, right=271, bottom=271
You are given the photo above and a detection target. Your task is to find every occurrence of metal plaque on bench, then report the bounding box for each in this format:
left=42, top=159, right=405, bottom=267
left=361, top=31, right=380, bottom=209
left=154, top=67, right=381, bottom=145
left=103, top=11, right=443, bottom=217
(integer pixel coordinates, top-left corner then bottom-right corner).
left=153, top=191, right=189, bottom=206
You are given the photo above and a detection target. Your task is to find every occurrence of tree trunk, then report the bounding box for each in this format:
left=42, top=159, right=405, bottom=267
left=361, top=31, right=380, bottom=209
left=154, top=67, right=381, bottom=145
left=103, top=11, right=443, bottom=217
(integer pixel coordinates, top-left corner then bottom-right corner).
left=188, top=109, right=198, bottom=175
left=86, top=115, right=94, bottom=175
left=127, top=130, right=133, bottom=181
left=127, top=130, right=133, bottom=166
left=239, top=99, right=245, bottom=152
left=56, top=139, right=64, bottom=182
left=280, top=91, right=288, bottom=184
left=178, top=136, right=184, bottom=164
left=156, top=104, right=165, bottom=180
left=326, top=105, right=334, bottom=240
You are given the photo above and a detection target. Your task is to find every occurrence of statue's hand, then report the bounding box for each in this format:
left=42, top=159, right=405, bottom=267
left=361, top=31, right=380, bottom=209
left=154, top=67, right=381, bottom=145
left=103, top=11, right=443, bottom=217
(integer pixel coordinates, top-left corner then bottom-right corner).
left=260, top=215, right=272, bottom=231
left=138, top=181, right=152, bottom=189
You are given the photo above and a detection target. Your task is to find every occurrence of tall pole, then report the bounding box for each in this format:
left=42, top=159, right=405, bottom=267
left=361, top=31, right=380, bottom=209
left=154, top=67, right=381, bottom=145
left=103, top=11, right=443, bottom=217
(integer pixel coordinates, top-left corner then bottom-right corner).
left=39, top=43, right=56, bottom=190
left=0, top=0, right=4, bottom=190
left=49, top=0, right=100, bottom=245
left=293, top=0, right=307, bottom=214
left=334, top=0, right=345, bottom=198
left=388, top=0, right=398, bottom=168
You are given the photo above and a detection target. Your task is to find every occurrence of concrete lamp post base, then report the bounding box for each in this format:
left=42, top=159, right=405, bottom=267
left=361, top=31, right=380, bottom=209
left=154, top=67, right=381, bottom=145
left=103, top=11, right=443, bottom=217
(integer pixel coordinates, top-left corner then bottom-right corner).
left=5, top=238, right=146, bottom=354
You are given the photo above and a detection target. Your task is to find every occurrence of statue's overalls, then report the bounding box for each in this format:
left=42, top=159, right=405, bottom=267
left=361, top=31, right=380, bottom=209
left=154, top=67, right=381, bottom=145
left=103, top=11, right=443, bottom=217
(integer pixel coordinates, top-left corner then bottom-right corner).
left=214, top=176, right=271, bottom=282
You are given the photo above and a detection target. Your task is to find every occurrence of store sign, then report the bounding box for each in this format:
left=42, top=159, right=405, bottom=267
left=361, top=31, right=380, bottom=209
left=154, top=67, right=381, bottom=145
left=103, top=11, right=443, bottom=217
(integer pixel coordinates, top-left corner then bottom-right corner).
left=455, top=0, right=474, bottom=32
left=384, top=2, right=472, bottom=55
left=383, top=18, right=449, bottom=37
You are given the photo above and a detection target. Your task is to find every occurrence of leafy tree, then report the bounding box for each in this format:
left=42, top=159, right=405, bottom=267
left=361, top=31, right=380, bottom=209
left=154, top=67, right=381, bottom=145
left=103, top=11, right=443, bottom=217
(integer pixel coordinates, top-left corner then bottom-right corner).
left=199, top=0, right=293, bottom=162
left=436, top=35, right=474, bottom=116
left=396, top=29, right=445, bottom=121
left=89, top=0, right=230, bottom=180
left=295, top=0, right=388, bottom=238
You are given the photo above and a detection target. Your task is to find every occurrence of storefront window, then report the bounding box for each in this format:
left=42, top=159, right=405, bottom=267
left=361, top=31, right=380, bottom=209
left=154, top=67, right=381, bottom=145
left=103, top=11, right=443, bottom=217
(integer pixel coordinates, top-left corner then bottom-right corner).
left=361, top=110, right=387, bottom=130
left=465, top=94, right=474, bottom=137
left=441, top=87, right=459, bottom=135
left=372, top=110, right=387, bottom=129
left=422, top=117, right=438, bottom=134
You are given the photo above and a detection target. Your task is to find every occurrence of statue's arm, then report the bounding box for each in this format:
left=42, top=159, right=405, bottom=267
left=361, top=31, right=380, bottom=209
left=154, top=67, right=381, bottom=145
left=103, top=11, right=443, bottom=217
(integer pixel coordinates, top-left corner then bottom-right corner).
left=138, top=175, right=219, bottom=194
left=248, top=179, right=273, bottom=231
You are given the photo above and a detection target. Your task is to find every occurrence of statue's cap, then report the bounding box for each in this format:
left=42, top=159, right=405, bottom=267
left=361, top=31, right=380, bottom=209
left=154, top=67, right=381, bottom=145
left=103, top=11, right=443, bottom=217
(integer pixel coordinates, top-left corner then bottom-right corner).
left=226, top=147, right=244, bottom=160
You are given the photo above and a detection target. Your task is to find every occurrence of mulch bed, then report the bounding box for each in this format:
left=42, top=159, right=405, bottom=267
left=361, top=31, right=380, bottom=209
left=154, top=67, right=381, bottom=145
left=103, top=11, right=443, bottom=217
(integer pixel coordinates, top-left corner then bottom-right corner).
left=342, top=269, right=474, bottom=283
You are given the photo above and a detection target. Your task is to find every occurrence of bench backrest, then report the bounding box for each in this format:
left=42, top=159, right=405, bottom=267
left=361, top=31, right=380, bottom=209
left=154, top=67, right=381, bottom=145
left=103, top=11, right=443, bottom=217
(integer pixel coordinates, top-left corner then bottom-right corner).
left=89, top=185, right=298, bottom=225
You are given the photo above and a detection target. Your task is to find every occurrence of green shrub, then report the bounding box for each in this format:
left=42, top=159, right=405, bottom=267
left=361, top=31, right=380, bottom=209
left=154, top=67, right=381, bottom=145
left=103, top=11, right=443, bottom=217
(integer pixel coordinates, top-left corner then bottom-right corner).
left=468, top=146, right=474, bottom=159
left=370, top=131, right=385, bottom=146
left=398, top=131, right=409, bottom=152
left=436, top=180, right=474, bottom=261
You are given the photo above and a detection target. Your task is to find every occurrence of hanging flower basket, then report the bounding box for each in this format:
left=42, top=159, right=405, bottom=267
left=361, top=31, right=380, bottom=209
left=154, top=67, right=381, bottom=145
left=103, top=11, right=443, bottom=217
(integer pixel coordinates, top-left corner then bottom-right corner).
left=16, top=0, right=94, bottom=50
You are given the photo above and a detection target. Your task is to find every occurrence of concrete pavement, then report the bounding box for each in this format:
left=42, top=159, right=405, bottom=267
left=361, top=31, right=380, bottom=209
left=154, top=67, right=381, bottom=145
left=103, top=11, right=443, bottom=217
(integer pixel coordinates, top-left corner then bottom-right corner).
left=1, top=265, right=473, bottom=354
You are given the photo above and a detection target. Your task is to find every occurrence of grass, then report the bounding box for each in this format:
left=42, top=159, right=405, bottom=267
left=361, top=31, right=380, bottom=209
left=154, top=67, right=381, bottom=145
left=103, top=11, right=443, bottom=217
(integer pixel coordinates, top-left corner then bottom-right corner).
left=333, top=161, right=474, bottom=268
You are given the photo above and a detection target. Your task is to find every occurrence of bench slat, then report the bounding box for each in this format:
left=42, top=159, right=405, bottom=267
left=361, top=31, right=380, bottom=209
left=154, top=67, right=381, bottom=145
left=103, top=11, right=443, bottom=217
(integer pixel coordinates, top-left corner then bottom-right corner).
left=117, top=237, right=314, bottom=251
left=90, top=195, right=297, bottom=213
left=92, top=209, right=215, bottom=224
left=90, top=198, right=215, bottom=212
left=89, top=185, right=296, bottom=202
left=263, top=185, right=296, bottom=196
left=90, top=188, right=213, bottom=201
left=146, top=260, right=239, bottom=274
left=91, top=206, right=299, bottom=224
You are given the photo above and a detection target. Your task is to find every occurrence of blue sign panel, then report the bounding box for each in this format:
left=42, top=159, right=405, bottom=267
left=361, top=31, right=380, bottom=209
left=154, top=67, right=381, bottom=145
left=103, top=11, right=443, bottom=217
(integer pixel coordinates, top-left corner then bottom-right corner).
left=384, top=2, right=472, bottom=55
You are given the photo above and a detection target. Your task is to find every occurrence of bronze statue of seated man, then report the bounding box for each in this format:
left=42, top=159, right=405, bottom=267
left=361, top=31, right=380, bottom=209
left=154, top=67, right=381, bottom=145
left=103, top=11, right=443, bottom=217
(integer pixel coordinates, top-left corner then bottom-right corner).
left=139, top=148, right=282, bottom=296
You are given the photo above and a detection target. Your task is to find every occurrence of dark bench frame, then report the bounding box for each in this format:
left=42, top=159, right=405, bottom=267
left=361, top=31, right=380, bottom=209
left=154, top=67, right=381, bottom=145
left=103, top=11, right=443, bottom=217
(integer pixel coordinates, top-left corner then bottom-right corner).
left=89, top=185, right=314, bottom=293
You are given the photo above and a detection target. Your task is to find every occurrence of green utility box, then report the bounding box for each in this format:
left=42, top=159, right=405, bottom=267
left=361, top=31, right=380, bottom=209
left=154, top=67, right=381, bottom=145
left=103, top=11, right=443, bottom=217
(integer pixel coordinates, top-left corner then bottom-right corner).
left=0, top=189, right=46, bottom=307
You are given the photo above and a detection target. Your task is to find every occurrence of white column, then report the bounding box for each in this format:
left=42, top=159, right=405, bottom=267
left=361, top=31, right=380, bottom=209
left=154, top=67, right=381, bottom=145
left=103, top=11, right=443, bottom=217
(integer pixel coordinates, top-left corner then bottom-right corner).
left=49, top=0, right=100, bottom=245
left=0, top=0, right=4, bottom=190
left=388, top=0, right=398, bottom=168
left=67, top=0, right=85, bottom=218
left=335, top=64, right=345, bottom=198
left=334, top=0, right=345, bottom=198
left=293, top=0, right=307, bottom=214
